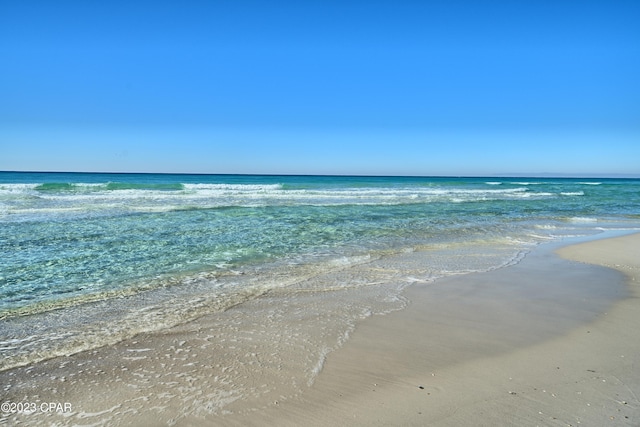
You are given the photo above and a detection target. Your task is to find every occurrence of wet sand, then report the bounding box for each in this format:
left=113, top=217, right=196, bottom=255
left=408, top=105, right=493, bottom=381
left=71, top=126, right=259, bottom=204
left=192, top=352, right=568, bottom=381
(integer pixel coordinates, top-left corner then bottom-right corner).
left=2, top=232, right=639, bottom=426
left=237, top=232, right=640, bottom=426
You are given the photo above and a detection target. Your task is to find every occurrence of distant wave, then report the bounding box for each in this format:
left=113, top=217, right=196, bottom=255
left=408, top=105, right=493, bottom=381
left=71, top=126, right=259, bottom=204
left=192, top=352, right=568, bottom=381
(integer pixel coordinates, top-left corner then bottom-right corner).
left=2, top=183, right=534, bottom=199
left=1, top=182, right=283, bottom=194
left=33, top=182, right=187, bottom=192
left=183, top=183, right=284, bottom=191
left=34, top=182, right=79, bottom=191
left=106, top=182, right=186, bottom=191
left=567, top=217, right=598, bottom=223
left=0, top=181, right=584, bottom=223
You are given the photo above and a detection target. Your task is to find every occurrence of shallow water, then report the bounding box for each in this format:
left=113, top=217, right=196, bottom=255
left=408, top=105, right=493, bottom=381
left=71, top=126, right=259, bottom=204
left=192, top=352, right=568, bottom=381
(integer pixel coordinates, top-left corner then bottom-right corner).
left=1, top=172, right=640, bottom=371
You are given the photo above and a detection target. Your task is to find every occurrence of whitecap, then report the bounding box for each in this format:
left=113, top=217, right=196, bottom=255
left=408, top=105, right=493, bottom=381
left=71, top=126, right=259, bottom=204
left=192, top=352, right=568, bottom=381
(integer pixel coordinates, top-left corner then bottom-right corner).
left=567, top=217, right=598, bottom=223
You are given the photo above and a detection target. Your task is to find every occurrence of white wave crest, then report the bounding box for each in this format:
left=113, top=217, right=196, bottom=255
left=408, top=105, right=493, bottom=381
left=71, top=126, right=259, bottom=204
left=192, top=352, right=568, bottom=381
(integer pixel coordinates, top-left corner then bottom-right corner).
left=0, top=181, right=563, bottom=222
left=567, top=217, right=598, bottom=223
left=183, top=183, right=283, bottom=191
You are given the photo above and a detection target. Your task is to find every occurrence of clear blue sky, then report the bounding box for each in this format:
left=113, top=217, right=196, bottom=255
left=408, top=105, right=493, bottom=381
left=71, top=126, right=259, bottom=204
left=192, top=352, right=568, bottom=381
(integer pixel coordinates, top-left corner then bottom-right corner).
left=1, top=0, right=639, bottom=176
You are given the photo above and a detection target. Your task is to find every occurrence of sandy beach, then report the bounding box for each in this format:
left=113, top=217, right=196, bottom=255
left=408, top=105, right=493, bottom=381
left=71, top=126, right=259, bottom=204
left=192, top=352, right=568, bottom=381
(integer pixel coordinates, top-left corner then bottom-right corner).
left=2, top=232, right=639, bottom=426
left=225, top=232, right=640, bottom=426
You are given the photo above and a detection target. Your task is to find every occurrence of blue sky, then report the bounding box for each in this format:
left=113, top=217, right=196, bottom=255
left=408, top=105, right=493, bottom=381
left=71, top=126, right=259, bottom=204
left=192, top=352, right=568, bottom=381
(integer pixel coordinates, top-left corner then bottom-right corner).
left=1, top=0, right=639, bottom=176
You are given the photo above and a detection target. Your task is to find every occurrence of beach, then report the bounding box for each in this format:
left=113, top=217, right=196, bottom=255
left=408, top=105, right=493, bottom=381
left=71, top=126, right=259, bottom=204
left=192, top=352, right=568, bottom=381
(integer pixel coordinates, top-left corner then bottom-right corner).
left=2, top=231, right=639, bottom=426
left=2, top=174, right=640, bottom=426
left=230, top=232, right=640, bottom=427
left=241, top=234, right=640, bottom=426
left=3, top=0, right=639, bottom=423
left=3, top=0, right=638, bottom=422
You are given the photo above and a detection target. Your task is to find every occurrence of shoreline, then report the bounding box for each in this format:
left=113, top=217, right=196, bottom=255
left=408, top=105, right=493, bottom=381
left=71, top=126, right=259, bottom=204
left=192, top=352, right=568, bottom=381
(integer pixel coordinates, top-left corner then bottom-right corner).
left=1, top=231, right=639, bottom=426
left=224, top=231, right=640, bottom=426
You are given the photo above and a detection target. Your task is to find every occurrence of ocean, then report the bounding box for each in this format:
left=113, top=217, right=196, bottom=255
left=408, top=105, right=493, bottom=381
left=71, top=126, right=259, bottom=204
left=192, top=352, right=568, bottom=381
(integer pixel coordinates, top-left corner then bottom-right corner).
left=1, top=171, right=640, bottom=374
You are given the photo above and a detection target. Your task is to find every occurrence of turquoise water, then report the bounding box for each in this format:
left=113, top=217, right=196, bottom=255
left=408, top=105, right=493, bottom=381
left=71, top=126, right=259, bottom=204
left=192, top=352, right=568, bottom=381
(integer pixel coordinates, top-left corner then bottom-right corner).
left=1, top=172, right=639, bottom=370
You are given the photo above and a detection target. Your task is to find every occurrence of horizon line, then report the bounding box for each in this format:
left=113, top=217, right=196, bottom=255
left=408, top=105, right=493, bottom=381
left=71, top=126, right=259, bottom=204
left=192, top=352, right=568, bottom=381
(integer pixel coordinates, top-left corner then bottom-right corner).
left=2, top=170, right=639, bottom=179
